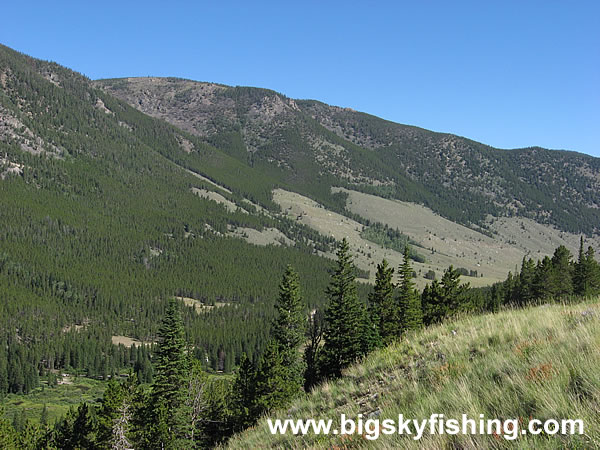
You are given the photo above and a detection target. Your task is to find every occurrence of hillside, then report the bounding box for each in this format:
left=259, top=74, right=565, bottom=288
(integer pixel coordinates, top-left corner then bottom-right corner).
left=226, top=299, right=600, bottom=449
left=95, top=77, right=600, bottom=235
left=3, top=40, right=599, bottom=396
left=0, top=43, right=346, bottom=385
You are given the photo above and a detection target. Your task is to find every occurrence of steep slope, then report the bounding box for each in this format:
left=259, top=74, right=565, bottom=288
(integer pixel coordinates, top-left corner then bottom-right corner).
left=227, top=299, right=600, bottom=449
left=0, top=44, right=342, bottom=382
left=95, top=77, right=600, bottom=234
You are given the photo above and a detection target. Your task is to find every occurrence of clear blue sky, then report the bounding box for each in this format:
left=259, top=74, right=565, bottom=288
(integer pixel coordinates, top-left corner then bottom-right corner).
left=2, top=1, right=598, bottom=156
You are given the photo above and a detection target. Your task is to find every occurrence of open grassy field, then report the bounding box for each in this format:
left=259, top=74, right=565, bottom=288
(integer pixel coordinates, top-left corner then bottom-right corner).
left=273, top=186, right=600, bottom=287
left=226, top=298, right=600, bottom=449
left=2, top=377, right=106, bottom=426
left=273, top=188, right=497, bottom=287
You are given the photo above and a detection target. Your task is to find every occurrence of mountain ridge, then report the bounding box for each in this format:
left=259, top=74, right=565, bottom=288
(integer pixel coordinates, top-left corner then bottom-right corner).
left=94, top=76, right=600, bottom=235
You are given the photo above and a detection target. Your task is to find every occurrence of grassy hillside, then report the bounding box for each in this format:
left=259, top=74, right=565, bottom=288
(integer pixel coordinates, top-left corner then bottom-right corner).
left=227, top=299, right=600, bottom=449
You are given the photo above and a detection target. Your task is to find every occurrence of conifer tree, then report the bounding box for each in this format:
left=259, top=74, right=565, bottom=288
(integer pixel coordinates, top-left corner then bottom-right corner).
left=321, top=239, right=366, bottom=378
left=440, top=266, right=469, bottom=315
left=550, top=245, right=573, bottom=298
left=303, top=309, right=324, bottom=391
left=253, top=341, right=294, bottom=418
left=518, top=257, right=536, bottom=305
left=359, top=301, right=381, bottom=355
left=421, top=280, right=443, bottom=326
left=0, top=406, right=17, bottom=449
left=231, top=353, right=256, bottom=430
left=533, top=256, right=553, bottom=300
left=574, top=238, right=600, bottom=297
left=398, top=247, right=422, bottom=331
left=72, top=402, right=99, bottom=449
left=271, top=265, right=306, bottom=394
left=584, top=246, right=600, bottom=296
left=150, top=298, right=191, bottom=448
left=40, top=404, right=48, bottom=427
left=368, top=259, right=398, bottom=344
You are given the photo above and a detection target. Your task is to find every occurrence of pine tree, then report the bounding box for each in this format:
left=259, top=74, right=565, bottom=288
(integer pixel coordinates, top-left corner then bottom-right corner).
left=0, top=406, right=17, bottom=449
left=231, top=353, right=256, bottom=430
left=321, top=239, right=366, bottom=378
left=150, top=298, right=191, bottom=448
left=398, top=247, right=423, bottom=331
left=72, top=402, right=99, bottom=449
left=368, top=259, right=398, bottom=344
left=97, top=378, right=126, bottom=446
left=303, top=309, right=324, bottom=391
left=518, top=257, right=536, bottom=305
left=359, top=301, right=381, bottom=355
left=550, top=245, right=573, bottom=298
left=422, top=280, right=444, bottom=325
left=440, top=266, right=469, bottom=315
left=253, top=341, right=295, bottom=418
left=584, top=246, right=600, bottom=296
left=271, top=265, right=306, bottom=395
left=40, top=404, right=49, bottom=427
left=574, top=239, right=600, bottom=297
left=533, top=257, right=553, bottom=300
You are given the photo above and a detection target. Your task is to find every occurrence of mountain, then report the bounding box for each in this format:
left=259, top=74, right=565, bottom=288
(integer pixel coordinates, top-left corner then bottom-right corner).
left=0, top=44, right=342, bottom=385
left=226, top=299, right=600, bottom=448
left=95, top=77, right=600, bottom=235
left=1, top=41, right=599, bottom=396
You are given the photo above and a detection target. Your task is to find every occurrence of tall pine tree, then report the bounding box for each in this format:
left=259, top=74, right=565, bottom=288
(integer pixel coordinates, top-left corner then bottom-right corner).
left=398, top=247, right=423, bottom=332
left=271, top=265, right=306, bottom=394
left=368, top=259, right=398, bottom=344
left=321, top=239, right=367, bottom=378
left=149, top=298, right=191, bottom=449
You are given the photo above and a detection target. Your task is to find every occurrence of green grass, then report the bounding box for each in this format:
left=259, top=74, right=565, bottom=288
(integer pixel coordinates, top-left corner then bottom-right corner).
left=1, top=378, right=106, bottom=425
left=227, top=298, right=600, bottom=449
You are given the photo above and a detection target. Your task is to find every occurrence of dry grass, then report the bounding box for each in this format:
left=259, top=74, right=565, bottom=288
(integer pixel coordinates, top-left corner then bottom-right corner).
left=227, top=298, right=600, bottom=449
left=110, top=336, right=154, bottom=348
left=226, top=226, right=294, bottom=247
left=176, top=296, right=229, bottom=314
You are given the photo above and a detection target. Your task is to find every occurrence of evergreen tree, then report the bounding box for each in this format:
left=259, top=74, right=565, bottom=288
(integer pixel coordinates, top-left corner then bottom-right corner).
left=440, top=266, right=469, bottom=315
left=40, top=404, right=49, bottom=427
left=253, top=341, right=295, bottom=418
left=303, top=309, right=324, bottom=391
left=368, top=259, right=398, bottom=344
left=574, top=238, right=600, bottom=297
left=421, top=280, right=444, bottom=326
left=271, top=265, right=306, bottom=395
left=584, top=246, right=600, bottom=296
left=97, top=378, right=126, bottom=446
left=533, top=257, right=553, bottom=300
left=398, top=247, right=423, bottom=331
left=517, top=257, right=536, bottom=305
left=149, top=298, right=191, bottom=449
left=359, top=301, right=381, bottom=355
left=550, top=245, right=573, bottom=298
left=231, top=353, right=256, bottom=430
left=321, top=239, right=367, bottom=378
left=0, top=406, right=17, bottom=449
left=72, top=402, right=99, bottom=449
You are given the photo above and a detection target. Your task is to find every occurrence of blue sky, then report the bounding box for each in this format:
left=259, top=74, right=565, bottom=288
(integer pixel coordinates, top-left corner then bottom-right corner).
left=1, top=1, right=598, bottom=156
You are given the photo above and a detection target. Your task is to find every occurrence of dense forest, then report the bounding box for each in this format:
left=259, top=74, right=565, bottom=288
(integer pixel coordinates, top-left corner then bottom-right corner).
left=1, top=238, right=598, bottom=448
left=0, top=43, right=354, bottom=394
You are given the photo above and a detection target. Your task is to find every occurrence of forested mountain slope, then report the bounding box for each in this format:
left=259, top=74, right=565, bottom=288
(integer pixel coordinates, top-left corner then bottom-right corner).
left=0, top=44, right=345, bottom=389
left=96, top=77, right=600, bottom=234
